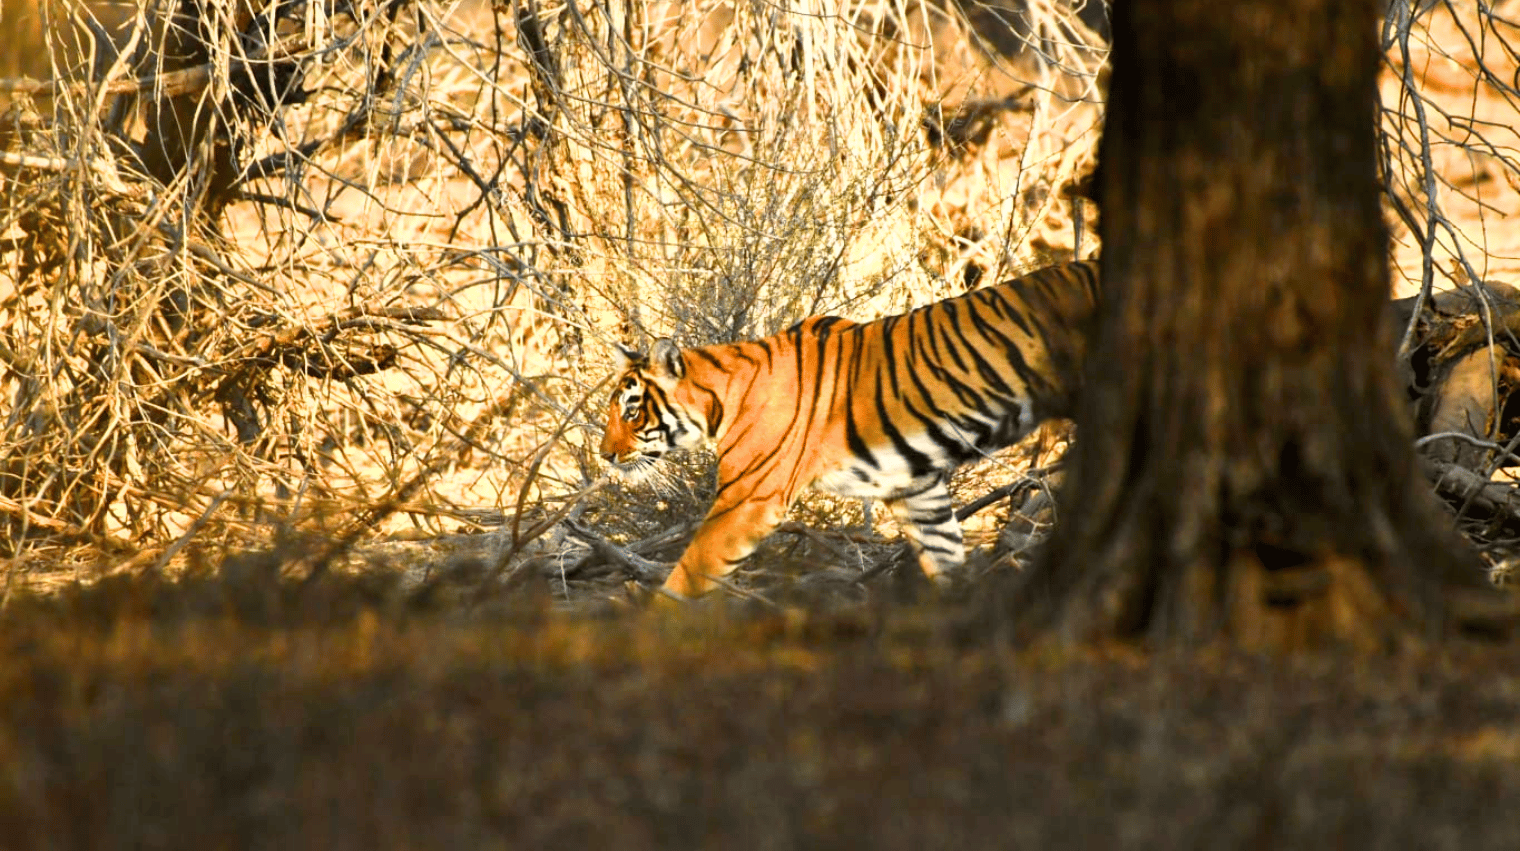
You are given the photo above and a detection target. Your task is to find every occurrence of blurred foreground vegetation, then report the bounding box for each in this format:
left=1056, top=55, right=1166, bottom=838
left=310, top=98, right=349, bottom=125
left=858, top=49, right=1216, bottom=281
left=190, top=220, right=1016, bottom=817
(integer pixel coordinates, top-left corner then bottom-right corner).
left=0, top=560, right=1517, bottom=848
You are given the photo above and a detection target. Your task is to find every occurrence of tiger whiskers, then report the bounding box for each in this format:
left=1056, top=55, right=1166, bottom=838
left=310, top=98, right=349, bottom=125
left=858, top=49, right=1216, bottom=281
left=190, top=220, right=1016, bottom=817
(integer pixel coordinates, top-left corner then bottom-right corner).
left=610, top=456, right=682, bottom=499
left=644, top=465, right=685, bottom=501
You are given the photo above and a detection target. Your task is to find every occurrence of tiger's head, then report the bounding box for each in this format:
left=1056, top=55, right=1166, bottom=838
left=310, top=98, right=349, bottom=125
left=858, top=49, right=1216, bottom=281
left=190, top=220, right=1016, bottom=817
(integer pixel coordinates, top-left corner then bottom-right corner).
left=599, top=339, right=709, bottom=481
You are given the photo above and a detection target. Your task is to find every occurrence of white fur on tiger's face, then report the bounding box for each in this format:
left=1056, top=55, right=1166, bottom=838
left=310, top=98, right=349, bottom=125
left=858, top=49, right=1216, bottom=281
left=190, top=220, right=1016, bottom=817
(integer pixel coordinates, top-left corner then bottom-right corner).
left=599, top=261, right=1099, bottom=599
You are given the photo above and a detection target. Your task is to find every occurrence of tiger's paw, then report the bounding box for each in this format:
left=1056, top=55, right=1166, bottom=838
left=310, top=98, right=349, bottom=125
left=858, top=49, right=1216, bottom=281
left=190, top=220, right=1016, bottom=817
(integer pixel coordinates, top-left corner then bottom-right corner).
left=619, top=580, right=648, bottom=604
left=926, top=569, right=980, bottom=605
left=623, top=579, right=692, bottom=611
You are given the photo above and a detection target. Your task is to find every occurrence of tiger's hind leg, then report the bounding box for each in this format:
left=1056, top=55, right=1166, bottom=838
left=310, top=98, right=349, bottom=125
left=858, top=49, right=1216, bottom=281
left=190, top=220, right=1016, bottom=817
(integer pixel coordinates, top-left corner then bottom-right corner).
left=884, top=479, right=966, bottom=586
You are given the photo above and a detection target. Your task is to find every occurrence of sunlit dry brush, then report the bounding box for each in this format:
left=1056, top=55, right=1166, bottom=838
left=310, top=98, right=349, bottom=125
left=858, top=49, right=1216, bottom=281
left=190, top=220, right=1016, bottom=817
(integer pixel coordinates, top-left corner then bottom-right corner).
left=0, top=0, right=1107, bottom=589
left=4, top=0, right=1513, bottom=606
left=1378, top=2, right=1520, bottom=296
left=1, top=1, right=477, bottom=568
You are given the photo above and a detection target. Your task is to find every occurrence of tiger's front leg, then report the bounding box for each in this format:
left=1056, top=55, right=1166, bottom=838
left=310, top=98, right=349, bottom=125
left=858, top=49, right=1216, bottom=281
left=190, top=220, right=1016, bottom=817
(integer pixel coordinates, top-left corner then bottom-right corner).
left=884, top=479, right=966, bottom=586
left=661, top=496, right=792, bottom=599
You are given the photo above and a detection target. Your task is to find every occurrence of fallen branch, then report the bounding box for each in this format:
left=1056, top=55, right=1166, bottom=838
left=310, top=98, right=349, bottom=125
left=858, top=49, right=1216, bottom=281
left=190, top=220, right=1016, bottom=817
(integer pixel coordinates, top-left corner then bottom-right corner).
left=956, top=465, right=1063, bottom=521
left=1421, top=457, right=1520, bottom=523
left=1415, top=431, right=1520, bottom=465
left=228, top=305, right=449, bottom=368
left=773, top=521, right=878, bottom=563
left=0, top=31, right=310, bottom=99
left=0, top=150, right=141, bottom=197
left=562, top=518, right=666, bottom=584
left=626, top=520, right=701, bottom=557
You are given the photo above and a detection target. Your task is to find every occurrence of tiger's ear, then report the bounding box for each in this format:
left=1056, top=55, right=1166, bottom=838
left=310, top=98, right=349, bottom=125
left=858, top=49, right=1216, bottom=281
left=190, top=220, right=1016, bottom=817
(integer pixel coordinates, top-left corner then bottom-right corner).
left=612, top=344, right=642, bottom=371
left=649, top=338, right=685, bottom=379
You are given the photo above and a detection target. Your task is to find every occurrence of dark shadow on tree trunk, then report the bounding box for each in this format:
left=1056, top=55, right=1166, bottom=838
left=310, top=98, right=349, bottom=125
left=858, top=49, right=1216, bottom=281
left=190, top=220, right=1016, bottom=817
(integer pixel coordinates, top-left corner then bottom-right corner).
left=1003, top=0, right=1504, bottom=650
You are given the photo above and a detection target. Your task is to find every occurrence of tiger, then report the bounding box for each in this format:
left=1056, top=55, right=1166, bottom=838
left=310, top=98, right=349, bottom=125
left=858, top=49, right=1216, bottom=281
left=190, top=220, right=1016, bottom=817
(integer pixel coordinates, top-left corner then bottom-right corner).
left=599, top=260, right=1100, bottom=599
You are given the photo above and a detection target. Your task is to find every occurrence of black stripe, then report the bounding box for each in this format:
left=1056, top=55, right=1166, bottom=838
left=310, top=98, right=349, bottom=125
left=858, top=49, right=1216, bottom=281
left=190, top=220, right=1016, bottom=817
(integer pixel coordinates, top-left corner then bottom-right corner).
left=923, top=310, right=995, bottom=411
left=930, top=306, right=972, bottom=373
left=895, top=385, right=958, bottom=448
left=918, top=541, right=960, bottom=556
left=688, top=348, right=727, bottom=369
left=874, top=373, right=934, bottom=478
left=897, top=345, right=985, bottom=455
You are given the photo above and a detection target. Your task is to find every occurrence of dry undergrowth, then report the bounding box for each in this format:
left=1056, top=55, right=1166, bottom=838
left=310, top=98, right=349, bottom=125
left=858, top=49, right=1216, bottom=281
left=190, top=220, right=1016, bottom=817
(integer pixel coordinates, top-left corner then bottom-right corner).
left=0, top=0, right=1106, bottom=588
left=0, top=1, right=1517, bottom=599
left=1, top=563, right=1518, bottom=849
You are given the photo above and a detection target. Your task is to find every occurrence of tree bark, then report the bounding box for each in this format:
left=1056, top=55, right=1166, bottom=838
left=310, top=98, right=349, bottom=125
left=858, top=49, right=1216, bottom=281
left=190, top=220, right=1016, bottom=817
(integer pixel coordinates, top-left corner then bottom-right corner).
left=1008, top=0, right=1490, bottom=649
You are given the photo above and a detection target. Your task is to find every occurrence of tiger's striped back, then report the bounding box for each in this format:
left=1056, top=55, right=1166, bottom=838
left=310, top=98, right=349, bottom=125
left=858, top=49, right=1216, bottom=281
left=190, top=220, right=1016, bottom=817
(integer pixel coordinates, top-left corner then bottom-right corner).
left=600, top=261, right=1099, bottom=598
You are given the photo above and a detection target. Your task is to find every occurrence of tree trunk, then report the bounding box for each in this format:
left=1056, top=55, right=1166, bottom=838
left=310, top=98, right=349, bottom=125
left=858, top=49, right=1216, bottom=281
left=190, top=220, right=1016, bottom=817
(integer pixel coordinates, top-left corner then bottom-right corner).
left=1009, top=0, right=1490, bottom=649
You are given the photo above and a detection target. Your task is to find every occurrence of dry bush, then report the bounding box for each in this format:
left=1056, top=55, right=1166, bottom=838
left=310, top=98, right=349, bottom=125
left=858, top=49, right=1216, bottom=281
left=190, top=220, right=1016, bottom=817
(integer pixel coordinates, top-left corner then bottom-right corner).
left=2, top=0, right=1515, bottom=592
left=1381, top=1, right=1520, bottom=301
left=0, top=0, right=1106, bottom=578
left=511, top=0, right=1107, bottom=348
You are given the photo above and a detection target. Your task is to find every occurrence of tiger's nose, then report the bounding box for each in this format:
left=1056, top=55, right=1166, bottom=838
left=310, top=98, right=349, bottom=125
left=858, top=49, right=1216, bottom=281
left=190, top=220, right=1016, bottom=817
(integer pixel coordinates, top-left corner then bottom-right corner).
left=600, top=451, right=617, bottom=464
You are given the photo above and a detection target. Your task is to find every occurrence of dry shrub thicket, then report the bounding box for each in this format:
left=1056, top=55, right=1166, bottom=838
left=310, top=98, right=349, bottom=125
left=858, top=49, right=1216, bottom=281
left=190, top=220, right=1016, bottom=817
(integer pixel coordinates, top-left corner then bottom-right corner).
left=0, top=0, right=1517, bottom=592
left=0, top=0, right=1106, bottom=581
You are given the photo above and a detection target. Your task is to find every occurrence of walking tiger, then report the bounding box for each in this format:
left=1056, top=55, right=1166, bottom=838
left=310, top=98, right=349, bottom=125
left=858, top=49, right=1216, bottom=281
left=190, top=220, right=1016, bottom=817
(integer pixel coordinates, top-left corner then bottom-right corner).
left=599, top=261, right=1100, bottom=598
